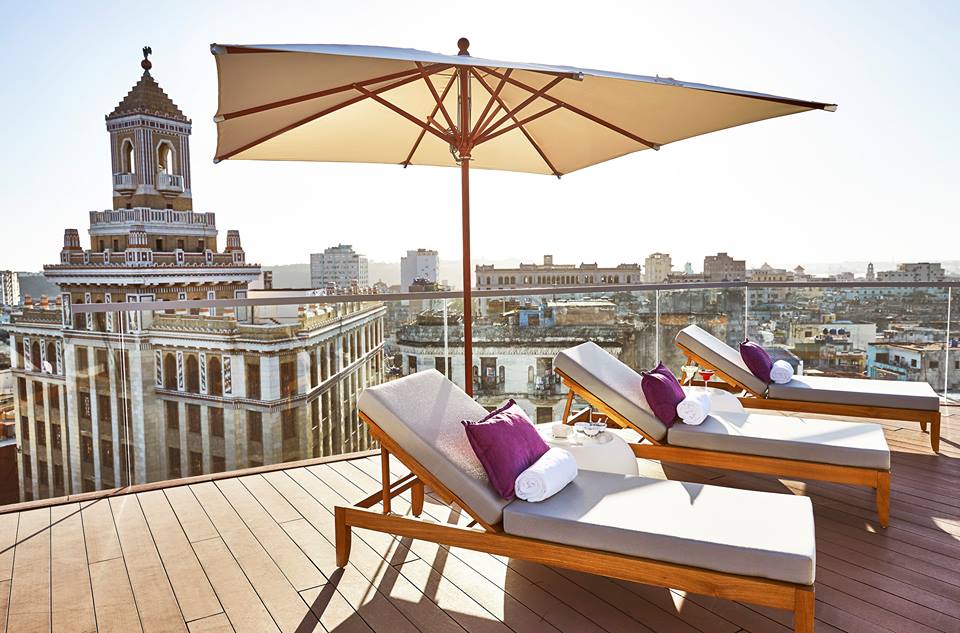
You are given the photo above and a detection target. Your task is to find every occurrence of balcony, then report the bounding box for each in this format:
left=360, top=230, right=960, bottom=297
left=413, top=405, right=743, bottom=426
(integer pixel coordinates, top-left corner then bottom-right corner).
left=156, top=172, right=185, bottom=195
left=112, top=171, right=135, bottom=194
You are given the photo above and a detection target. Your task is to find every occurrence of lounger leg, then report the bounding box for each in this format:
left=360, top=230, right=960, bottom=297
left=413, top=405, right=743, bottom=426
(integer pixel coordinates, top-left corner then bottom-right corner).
left=562, top=390, right=574, bottom=424
left=930, top=412, right=941, bottom=454
left=876, top=471, right=891, bottom=528
left=381, top=447, right=392, bottom=514
left=793, top=587, right=815, bottom=633
left=335, top=506, right=352, bottom=567
left=411, top=480, right=425, bottom=516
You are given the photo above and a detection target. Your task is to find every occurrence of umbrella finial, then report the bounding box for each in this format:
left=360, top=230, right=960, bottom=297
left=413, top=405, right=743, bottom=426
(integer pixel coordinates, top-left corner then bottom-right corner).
left=457, top=37, right=470, bottom=56
left=141, top=46, right=153, bottom=71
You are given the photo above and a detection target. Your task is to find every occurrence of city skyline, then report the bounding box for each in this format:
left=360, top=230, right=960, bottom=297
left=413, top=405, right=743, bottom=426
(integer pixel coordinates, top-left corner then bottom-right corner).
left=3, top=1, right=958, bottom=272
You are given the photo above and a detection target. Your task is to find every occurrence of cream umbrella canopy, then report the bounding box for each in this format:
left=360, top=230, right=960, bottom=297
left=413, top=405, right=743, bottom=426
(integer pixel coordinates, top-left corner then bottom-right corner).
left=211, top=38, right=835, bottom=395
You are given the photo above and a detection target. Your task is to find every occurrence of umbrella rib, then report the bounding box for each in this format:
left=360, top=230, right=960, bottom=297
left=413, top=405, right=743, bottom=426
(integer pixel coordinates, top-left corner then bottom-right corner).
left=215, top=65, right=452, bottom=161
left=474, top=75, right=565, bottom=142
left=470, top=69, right=563, bottom=177
left=218, top=64, right=444, bottom=121
left=402, top=73, right=457, bottom=167
left=479, top=66, right=661, bottom=150
left=416, top=63, right=457, bottom=133
left=476, top=104, right=562, bottom=144
left=471, top=69, right=512, bottom=140
left=353, top=85, right=454, bottom=144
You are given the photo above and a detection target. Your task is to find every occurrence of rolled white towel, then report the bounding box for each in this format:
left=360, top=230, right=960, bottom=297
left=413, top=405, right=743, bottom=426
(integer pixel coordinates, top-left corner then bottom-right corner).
left=770, top=359, right=795, bottom=385
left=676, top=390, right=712, bottom=425
left=514, top=448, right=578, bottom=502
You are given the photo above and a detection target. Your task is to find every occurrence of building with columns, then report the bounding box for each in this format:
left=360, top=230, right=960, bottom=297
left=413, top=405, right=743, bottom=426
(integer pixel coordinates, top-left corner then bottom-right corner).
left=2, top=51, right=385, bottom=502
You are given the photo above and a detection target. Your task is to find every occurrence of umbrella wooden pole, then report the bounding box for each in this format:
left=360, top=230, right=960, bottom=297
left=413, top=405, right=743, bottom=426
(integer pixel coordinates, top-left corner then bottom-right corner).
left=461, top=156, right=473, bottom=396
left=457, top=49, right=474, bottom=397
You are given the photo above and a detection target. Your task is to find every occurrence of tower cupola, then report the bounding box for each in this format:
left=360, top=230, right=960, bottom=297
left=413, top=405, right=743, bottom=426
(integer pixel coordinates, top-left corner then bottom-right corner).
left=106, top=47, right=193, bottom=211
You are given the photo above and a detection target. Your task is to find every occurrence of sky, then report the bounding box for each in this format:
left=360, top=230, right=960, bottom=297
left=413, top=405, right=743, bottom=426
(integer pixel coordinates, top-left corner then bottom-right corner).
left=2, top=1, right=958, bottom=275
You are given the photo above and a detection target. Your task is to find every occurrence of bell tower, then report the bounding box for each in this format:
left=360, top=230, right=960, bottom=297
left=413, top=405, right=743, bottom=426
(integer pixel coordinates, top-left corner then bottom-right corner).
left=106, top=47, right=193, bottom=211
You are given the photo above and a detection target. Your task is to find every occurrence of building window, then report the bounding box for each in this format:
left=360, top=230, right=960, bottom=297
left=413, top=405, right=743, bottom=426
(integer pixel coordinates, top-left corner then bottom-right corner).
left=166, top=401, right=179, bottom=431
left=282, top=409, right=297, bottom=440
left=246, top=359, right=261, bottom=399
left=185, top=355, right=200, bottom=393
left=20, top=416, right=29, bottom=441
left=189, top=451, right=203, bottom=476
left=51, top=423, right=61, bottom=449
left=38, top=461, right=48, bottom=486
left=82, top=436, right=93, bottom=464
left=101, top=439, right=113, bottom=470
left=156, top=238, right=164, bottom=251
left=120, top=138, right=135, bottom=173
left=911, top=359, right=918, bottom=368
left=929, top=360, right=940, bottom=369
left=22, top=457, right=31, bottom=480
left=35, top=422, right=45, bottom=447
left=210, top=408, right=224, bottom=438
left=208, top=356, right=223, bottom=396
left=212, top=456, right=225, bottom=473
left=164, top=353, right=177, bottom=390
left=247, top=412, right=262, bottom=444
left=168, top=447, right=181, bottom=478
left=187, top=405, right=201, bottom=434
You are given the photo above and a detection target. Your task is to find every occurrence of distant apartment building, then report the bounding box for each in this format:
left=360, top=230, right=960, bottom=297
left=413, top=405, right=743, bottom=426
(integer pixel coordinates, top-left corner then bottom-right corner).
left=310, top=244, right=369, bottom=290
left=2, top=56, right=385, bottom=503
left=868, top=342, right=958, bottom=391
left=476, top=255, right=641, bottom=290
left=400, top=248, right=439, bottom=291
left=877, top=262, right=946, bottom=283
left=788, top=320, right=877, bottom=351
left=643, top=253, right=672, bottom=283
left=0, top=271, right=19, bottom=308
left=394, top=299, right=636, bottom=422
left=703, top=252, right=746, bottom=281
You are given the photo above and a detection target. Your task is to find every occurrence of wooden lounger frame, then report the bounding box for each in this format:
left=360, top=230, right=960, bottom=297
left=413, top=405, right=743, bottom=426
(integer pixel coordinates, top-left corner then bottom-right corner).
left=557, top=369, right=891, bottom=527
left=675, top=340, right=941, bottom=453
left=336, top=411, right=816, bottom=633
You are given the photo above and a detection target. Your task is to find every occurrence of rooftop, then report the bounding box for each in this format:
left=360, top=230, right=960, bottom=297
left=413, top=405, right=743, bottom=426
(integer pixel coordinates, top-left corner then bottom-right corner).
left=1, top=406, right=956, bottom=633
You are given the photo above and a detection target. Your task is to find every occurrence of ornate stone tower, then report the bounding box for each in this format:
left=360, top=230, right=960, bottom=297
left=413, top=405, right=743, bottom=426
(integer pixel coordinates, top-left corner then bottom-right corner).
left=106, top=47, right=193, bottom=211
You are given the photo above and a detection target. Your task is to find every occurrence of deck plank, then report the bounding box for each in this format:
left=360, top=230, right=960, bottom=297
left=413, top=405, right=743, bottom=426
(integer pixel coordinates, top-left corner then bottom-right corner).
left=138, top=489, right=222, bottom=623
left=186, top=613, right=234, bottom=633
left=80, top=498, right=122, bottom=563
left=50, top=503, right=96, bottom=633
left=7, top=506, right=51, bottom=633
left=0, top=514, right=18, bottom=582
left=109, top=495, right=188, bottom=633
left=188, top=481, right=320, bottom=632
left=89, top=556, right=143, bottom=633
left=191, top=538, right=279, bottom=633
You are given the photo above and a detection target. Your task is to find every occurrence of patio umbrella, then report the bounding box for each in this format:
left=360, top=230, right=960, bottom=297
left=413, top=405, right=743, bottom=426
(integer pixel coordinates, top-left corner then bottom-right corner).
left=210, top=38, right=835, bottom=395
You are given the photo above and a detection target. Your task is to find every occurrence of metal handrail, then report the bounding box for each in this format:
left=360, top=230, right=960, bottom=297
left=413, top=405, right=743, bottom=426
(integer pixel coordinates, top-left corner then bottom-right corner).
left=71, top=279, right=960, bottom=313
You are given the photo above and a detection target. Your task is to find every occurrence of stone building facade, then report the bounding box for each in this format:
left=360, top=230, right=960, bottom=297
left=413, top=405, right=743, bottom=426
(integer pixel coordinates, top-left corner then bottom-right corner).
left=3, top=53, right=385, bottom=502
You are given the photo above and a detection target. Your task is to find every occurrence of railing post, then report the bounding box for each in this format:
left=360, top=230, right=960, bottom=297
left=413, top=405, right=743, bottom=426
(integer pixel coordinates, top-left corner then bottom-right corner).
left=946, top=286, right=952, bottom=401
left=655, top=289, right=661, bottom=364
left=744, top=283, right=750, bottom=341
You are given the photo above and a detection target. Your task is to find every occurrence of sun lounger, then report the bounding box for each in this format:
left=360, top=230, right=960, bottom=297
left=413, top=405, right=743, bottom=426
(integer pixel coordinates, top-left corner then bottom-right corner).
left=675, top=324, right=941, bottom=452
left=554, top=341, right=892, bottom=526
left=337, top=370, right=818, bottom=632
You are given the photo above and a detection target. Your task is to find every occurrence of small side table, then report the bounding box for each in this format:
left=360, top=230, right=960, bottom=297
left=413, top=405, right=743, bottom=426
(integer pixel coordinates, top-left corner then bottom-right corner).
left=534, top=423, right=639, bottom=476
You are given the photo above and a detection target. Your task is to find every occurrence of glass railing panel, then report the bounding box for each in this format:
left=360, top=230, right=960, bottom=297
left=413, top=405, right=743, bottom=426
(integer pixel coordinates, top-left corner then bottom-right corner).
left=746, top=284, right=956, bottom=398
left=658, top=286, right=747, bottom=379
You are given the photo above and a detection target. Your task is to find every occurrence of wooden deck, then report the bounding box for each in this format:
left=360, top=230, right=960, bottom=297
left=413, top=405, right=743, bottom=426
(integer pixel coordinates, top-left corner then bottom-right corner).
left=0, top=407, right=957, bottom=633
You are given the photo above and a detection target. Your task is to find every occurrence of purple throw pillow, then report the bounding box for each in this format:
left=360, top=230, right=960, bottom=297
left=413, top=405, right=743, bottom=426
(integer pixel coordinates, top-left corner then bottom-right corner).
left=462, top=399, right=549, bottom=500
left=641, top=363, right=685, bottom=426
left=740, top=339, right=774, bottom=383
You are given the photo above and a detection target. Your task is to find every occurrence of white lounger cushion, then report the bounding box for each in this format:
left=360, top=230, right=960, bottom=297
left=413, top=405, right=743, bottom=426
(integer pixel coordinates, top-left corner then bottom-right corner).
left=768, top=374, right=940, bottom=412
left=357, top=370, right=510, bottom=526
left=554, top=342, right=667, bottom=441
left=503, top=470, right=816, bottom=585
left=675, top=324, right=769, bottom=395
left=668, top=411, right=891, bottom=470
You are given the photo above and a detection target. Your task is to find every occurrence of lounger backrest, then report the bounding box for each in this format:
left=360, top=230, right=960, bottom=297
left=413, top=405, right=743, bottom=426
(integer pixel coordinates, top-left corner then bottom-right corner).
left=675, top=325, right=768, bottom=395
left=357, top=370, right=509, bottom=526
left=554, top=341, right=668, bottom=441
